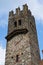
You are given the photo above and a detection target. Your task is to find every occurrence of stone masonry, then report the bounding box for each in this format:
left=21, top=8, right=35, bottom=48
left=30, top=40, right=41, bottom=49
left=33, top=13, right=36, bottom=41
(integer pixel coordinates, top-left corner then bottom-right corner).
left=5, top=4, right=40, bottom=65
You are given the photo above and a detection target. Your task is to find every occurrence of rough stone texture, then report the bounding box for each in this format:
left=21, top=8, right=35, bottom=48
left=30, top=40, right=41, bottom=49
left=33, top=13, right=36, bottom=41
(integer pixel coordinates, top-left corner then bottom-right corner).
left=5, top=4, right=40, bottom=65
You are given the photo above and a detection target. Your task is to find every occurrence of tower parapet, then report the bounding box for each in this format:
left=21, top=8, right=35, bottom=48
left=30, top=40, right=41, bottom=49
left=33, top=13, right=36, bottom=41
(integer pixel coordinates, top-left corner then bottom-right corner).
left=9, top=10, right=14, bottom=17
left=23, top=4, right=28, bottom=15
left=16, top=7, right=20, bottom=15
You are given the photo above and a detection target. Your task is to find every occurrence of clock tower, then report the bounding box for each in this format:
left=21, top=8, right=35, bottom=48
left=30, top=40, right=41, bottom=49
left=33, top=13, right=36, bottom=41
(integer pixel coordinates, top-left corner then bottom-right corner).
left=5, top=4, right=40, bottom=65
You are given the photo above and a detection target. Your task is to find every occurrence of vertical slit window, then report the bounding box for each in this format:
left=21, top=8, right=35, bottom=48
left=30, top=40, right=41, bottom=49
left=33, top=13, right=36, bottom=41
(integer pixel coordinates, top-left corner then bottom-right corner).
left=18, top=20, right=21, bottom=25
left=16, top=55, right=19, bottom=62
left=14, top=21, right=17, bottom=27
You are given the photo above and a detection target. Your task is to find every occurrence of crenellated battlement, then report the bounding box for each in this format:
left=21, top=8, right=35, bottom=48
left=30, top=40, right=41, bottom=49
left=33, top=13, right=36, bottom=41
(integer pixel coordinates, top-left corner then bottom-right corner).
left=16, top=7, right=20, bottom=15
left=9, top=4, right=31, bottom=18
left=9, top=10, right=14, bottom=17
left=23, top=4, right=28, bottom=14
left=8, top=4, right=35, bottom=34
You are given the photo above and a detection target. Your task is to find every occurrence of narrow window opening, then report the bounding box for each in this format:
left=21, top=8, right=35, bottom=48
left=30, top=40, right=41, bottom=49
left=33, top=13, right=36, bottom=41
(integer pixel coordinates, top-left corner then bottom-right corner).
left=11, top=56, right=13, bottom=59
left=16, top=55, right=19, bottom=62
left=18, top=20, right=21, bottom=25
left=14, top=21, right=17, bottom=27
left=21, top=53, right=23, bottom=55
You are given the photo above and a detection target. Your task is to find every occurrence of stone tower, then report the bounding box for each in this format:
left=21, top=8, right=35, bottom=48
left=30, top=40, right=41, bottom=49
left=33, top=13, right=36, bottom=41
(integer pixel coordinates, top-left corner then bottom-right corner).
left=5, top=4, right=40, bottom=65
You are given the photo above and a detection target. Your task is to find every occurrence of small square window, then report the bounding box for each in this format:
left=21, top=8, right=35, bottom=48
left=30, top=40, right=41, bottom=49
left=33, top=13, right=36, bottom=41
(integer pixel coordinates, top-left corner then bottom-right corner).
left=14, top=21, right=17, bottom=27
left=18, top=20, right=21, bottom=25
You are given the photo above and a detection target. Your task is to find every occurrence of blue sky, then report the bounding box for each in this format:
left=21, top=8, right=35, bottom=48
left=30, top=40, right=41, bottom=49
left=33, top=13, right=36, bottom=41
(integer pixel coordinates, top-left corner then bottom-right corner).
left=0, top=0, right=43, bottom=65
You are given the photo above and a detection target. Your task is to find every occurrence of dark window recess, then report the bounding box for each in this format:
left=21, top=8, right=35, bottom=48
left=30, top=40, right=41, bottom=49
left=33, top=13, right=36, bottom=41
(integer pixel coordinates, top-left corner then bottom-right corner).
left=14, top=21, right=17, bottom=27
left=18, top=20, right=21, bottom=25
left=11, top=56, right=13, bottom=59
left=21, top=53, right=23, bottom=55
left=16, top=55, right=19, bottom=62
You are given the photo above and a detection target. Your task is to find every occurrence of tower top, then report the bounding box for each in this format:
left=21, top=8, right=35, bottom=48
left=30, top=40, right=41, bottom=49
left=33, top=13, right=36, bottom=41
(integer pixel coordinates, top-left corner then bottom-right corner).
left=6, top=4, right=35, bottom=41
left=9, top=4, right=29, bottom=17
